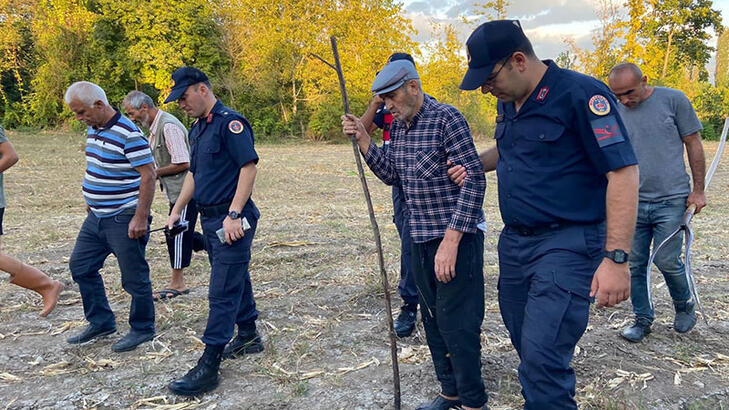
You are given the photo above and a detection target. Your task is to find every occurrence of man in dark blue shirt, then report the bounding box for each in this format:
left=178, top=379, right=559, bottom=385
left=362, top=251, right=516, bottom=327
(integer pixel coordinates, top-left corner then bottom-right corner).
left=163, top=67, right=263, bottom=396
left=360, top=52, right=419, bottom=338
left=455, top=20, right=639, bottom=409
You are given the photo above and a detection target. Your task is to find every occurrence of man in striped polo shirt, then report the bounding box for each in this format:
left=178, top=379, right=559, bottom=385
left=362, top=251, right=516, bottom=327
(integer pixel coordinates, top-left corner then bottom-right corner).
left=64, top=81, right=157, bottom=352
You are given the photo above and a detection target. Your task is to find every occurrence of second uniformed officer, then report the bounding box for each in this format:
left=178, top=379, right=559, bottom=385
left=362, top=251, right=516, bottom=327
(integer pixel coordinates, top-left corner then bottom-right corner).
left=163, top=67, right=263, bottom=396
left=456, top=20, right=640, bottom=409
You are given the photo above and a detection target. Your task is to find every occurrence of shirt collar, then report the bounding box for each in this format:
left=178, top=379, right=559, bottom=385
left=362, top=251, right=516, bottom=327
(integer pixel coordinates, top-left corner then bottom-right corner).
left=149, top=109, right=163, bottom=134
left=528, top=60, right=559, bottom=105
left=406, top=94, right=436, bottom=129
left=95, top=109, right=121, bottom=131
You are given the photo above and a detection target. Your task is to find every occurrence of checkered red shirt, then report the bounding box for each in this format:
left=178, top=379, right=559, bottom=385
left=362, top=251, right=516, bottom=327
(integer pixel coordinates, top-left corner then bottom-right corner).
left=364, top=95, right=486, bottom=243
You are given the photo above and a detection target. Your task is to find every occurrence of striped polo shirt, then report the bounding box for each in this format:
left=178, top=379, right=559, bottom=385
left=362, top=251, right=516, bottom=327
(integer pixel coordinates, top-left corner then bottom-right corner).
left=83, top=110, right=154, bottom=217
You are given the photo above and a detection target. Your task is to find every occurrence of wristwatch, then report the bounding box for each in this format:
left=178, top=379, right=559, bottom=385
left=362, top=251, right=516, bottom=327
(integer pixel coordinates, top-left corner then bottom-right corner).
left=227, top=210, right=241, bottom=220
left=604, top=249, right=629, bottom=264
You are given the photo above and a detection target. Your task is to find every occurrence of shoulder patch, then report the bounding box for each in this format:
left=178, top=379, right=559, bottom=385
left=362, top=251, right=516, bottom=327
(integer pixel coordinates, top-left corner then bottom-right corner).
left=591, top=115, right=624, bottom=147
left=589, top=95, right=611, bottom=116
left=228, top=120, right=244, bottom=134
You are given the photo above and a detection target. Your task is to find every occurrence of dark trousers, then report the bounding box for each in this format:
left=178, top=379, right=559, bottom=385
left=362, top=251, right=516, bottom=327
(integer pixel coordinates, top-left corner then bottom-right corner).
left=498, top=223, right=604, bottom=410
left=69, top=210, right=154, bottom=333
left=200, top=213, right=258, bottom=346
left=412, top=231, right=487, bottom=408
left=392, top=184, right=418, bottom=306
left=166, top=199, right=198, bottom=269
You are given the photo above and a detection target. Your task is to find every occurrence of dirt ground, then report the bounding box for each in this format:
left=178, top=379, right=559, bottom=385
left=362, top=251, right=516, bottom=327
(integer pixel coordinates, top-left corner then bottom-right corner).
left=0, top=131, right=728, bottom=409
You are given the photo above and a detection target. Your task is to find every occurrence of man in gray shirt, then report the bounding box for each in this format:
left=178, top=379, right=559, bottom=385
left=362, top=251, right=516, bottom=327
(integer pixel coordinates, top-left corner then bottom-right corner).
left=608, top=63, right=706, bottom=342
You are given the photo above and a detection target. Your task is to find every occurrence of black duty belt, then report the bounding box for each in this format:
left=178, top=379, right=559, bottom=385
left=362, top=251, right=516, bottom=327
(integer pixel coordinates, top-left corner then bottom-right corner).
left=508, top=223, right=563, bottom=236
left=198, top=201, right=232, bottom=217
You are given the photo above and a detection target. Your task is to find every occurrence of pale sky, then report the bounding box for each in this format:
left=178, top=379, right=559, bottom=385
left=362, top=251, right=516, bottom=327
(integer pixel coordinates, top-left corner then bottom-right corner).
left=402, top=0, right=729, bottom=70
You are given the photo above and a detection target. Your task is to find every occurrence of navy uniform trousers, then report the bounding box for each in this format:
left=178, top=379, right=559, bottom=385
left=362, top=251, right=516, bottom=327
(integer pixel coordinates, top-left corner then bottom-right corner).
left=199, top=212, right=259, bottom=346
left=412, top=231, right=487, bottom=409
left=498, top=223, right=604, bottom=410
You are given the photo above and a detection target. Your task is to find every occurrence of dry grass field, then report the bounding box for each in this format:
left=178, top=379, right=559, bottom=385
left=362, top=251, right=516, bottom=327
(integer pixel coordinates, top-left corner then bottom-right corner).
left=0, top=130, right=728, bottom=409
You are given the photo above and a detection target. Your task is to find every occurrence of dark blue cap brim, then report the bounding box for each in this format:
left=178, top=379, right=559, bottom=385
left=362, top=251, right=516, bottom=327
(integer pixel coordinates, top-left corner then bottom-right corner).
left=459, top=64, right=496, bottom=91
left=163, top=84, right=188, bottom=104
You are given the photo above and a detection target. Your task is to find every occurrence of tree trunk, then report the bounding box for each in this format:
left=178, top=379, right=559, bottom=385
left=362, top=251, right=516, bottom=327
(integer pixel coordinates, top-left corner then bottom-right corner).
left=662, top=27, right=674, bottom=79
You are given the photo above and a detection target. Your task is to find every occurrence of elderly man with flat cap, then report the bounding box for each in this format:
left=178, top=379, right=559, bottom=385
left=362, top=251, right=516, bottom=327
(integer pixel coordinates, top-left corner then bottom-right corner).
left=163, top=67, right=263, bottom=396
left=343, top=60, right=488, bottom=410
left=450, top=20, right=639, bottom=409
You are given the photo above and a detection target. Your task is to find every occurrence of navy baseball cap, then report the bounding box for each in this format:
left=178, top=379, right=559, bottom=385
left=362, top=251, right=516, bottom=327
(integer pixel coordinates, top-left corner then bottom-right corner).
left=371, top=60, right=420, bottom=95
left=164, top=67, right=209, bottom=103
left=460, top=20, right=528, bottom=90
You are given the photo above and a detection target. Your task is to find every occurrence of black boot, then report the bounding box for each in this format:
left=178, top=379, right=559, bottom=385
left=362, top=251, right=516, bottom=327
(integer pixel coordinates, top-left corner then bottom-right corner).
left=394, top=303, right=417, bottom=338
left=223, top=324, right=264, bottom=360
left=168, top=345, right=223, bottom=396
left=674, top=300, right=697, bottom=333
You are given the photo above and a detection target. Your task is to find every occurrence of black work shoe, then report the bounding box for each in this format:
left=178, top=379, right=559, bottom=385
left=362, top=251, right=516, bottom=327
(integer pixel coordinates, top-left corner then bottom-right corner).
left=674, top=301, right=697, bottom=333
left=222, top=331, right=264, bottom=360
left=416, top=395, right=463, bottom=410
left=168, top=345, right=223, bottom=396
left=192, top=232, right=207, bottom=252
left=620, top=320, right=652, bottom=343
left=66, top=324, right=117, bottom=344
left=112, top=330, right=155, bottom=352
left=394, top=305, right=417, bottom=338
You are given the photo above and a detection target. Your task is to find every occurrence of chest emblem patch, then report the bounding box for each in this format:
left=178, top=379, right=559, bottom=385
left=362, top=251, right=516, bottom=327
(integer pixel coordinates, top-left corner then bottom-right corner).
left=589, top=95, right=611, bottom=116
left=228, top=120, right=244, bottom=134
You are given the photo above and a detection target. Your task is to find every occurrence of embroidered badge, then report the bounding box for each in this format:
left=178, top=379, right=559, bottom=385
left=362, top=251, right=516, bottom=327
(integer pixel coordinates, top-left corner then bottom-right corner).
left=206, top=113, right=213, bottom=124
left=591, top=116, right=624, bottom=147
left=589, top=95, right=611, bottom=116
left=228, top=120, right=244, bottom=134
left=536, top=87, right=549, bottom=102
left=496, top=114, right=504, bottom=123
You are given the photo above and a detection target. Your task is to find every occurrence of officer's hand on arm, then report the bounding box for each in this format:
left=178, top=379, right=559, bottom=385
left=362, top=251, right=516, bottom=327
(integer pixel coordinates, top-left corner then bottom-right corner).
left=434, top=229, right=463, bottom=283
left=590, top=164, right=639, bottom=307
left=341, top=114, right=372, bottom=154
left=446, top=160, right=467, bottom=188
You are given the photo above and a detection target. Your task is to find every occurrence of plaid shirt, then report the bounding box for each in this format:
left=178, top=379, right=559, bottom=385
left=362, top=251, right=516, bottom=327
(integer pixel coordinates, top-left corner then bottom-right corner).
left=364, top=95, right=486, bottom=243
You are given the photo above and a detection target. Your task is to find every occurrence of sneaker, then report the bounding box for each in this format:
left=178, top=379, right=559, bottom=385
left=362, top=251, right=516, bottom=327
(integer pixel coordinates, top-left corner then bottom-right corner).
left=674, top=301, right=697, bottom=333
left=621, top=319, right=652, bottom=343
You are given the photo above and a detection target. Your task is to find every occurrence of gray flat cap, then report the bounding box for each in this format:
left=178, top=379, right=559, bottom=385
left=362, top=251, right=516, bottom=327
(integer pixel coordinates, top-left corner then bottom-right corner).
left=371, top=60, right=419, bottom=95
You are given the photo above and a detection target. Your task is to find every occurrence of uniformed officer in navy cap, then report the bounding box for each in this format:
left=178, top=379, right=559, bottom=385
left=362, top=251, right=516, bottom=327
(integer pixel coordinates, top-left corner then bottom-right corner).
left=163, top=67, right=263, bottom=396
left=452, top=20, right=640, bottom=409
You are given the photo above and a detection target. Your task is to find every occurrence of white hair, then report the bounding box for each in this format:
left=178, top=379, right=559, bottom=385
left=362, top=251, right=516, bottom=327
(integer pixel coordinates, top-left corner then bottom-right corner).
left=123, top=90, right=155, bottom=110
left=64, top=81, right=108, bottom=107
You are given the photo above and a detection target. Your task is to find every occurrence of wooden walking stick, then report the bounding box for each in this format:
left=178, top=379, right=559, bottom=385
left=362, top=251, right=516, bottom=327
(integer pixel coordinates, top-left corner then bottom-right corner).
left=311, top=36, right=401, bottom=409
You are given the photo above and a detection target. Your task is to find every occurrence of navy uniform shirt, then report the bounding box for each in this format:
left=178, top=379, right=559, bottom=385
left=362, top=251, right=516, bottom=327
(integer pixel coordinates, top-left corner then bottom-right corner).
left=189, top=100, right=259, bottom=217
left=496, top=61, right=637, bottom=228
